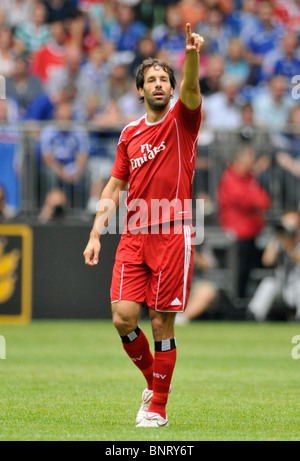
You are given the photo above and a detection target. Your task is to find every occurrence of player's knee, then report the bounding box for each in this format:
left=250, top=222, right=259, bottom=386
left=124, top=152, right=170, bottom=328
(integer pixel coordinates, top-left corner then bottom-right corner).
left=112, top=303, right=138, bottom=335
left=112, top=311, right=129, bottom=333
left=150, top=311, right=176, bottom=341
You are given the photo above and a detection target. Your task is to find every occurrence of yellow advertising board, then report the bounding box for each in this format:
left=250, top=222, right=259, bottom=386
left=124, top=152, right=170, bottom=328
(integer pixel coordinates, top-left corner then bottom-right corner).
left=0, top=224, right=32, bottom=324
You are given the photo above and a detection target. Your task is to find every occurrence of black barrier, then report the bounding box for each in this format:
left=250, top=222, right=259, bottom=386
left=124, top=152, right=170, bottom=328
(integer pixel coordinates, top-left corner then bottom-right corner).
left=32, top=223, right=120, bottom=319
left=0, top=221, right=261, bottom=322
left=0, top=224, right=33, bottom=324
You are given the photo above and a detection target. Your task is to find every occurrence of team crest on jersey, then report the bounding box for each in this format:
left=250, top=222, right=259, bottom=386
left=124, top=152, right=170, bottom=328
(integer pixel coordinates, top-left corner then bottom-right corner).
left=130, top=141, right=166, bottom=171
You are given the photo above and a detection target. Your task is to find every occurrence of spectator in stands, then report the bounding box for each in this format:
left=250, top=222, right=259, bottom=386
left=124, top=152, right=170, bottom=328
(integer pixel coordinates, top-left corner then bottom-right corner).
left=270, top=0, right=300, bottom=36
left=217, top=144, right=271, bottom=298
left=226, top=0, right=258, bottom=39
left=252, top=74, right=295, bottom=131
left=65, top=7, right=100, bottom=54
left=275, top=104, right=300, bottom=209
left=104, top=1, right=147, bottom=58
left=26, top=82, right=77, bottom=121
left=29, top=20, right=68, bottom=85
left=133, top=0, right=158, bottom=29
left=79, top=92, right=103, bottom=123
left=0, top=100, right=21, bottom=216
left=202, top=73, right=243, bottom=130
left=129, top=34, right=156, bottom=78
left=196, top=4, right=233, bottom=56
left=76, top=44, right=111, bottom=112
left=194, top=109, right=216, bottom=198
left=117, top=80, right=146, bottom=122
left=0, top=0, right=32, bottom=29
left=248, top=210, right=300, bottom=321
left=38, top=187, right=68, bottom=223
left=43, top=0, right=77, bottom=23
left=262, top=32, right=300, bottom=83
left=0, top=26, right=16, bottom=78
left=243, top=1, right=285, bottom=84
left=199, top=54, right=225, bottom=96
left=78, top=92, right=118, bottom=215
left=86, top=0, right=118, bottom=42
left=6, top=54, right=44, bottom=119
left=14, top=1, right=51, bottom=54
left=92, top=98, right=127, bottom=128
left=224, top=37, right=250, bottom=85
left=221, top=102, right=273, bottom=190
left=152, top=4, right=186, bottom=71
left=108, top=62, right=131, bottom=101
left=39, top=100, right=89, bottom=206
left=177, top=0, right=207, bottom=30
left=210, top=0, right=234, bottom=15
left=46, top=45, right=83, bottom=100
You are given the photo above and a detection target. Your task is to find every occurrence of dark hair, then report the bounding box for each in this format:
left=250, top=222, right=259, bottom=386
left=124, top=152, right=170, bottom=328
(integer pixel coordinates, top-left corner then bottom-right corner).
left=136, top=58, right=176, bottom=102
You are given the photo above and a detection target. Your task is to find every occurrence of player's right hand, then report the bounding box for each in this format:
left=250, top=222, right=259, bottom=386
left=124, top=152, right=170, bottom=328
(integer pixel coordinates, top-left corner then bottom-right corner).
left=83, top=237, right=101, bottom=266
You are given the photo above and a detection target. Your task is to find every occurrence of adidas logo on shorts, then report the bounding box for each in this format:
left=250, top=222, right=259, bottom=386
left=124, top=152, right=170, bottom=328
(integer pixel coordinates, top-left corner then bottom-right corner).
left=171, top=298, right=182, bottom=306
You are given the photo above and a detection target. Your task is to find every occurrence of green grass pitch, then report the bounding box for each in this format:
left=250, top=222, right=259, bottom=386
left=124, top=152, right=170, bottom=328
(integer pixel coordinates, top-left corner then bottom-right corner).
left=0, top=319, right=299, bottom=441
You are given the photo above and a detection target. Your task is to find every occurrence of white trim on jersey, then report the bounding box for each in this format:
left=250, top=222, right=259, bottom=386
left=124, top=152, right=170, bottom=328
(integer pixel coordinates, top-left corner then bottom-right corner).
left=153, top=225, right=192, bottom=313
left=111, top=263, right=125, bottom=304
left=117, top=116, right=146, bottom=145
left=173, top=117, right=181, bottom=202
left=183, top=225, right=192, bottom=309
left=190, top=134, right=199, bottom=164
left=155, top=270, right=162, bottom=310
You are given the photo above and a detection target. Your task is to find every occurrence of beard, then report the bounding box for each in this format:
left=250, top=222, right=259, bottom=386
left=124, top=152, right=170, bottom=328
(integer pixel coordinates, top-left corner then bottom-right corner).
left=144, top=91, right=171, bottom=111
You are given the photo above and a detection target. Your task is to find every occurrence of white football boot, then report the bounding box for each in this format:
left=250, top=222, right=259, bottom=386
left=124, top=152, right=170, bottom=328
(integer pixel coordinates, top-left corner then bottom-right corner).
left=136, top=412, right=168, bottom=427
left=135, top=388, right=153, bottom=424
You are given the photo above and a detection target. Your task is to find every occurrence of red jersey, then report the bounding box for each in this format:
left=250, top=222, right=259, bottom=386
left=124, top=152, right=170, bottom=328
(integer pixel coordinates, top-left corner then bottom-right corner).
left=217, top=166, right=271, bottom=240
left=111, top=98, right=202, bottom=230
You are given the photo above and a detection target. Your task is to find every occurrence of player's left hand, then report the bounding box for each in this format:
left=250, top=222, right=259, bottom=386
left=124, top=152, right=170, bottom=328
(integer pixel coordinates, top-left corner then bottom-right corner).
left=186, top=23, right=204, bottom=53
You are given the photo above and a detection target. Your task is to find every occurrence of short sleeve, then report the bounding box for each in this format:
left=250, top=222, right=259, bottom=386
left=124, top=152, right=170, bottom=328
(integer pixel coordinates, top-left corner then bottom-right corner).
left=173, top=99, right=202, bottom=135
left=110, top=138, right=130, bottom=181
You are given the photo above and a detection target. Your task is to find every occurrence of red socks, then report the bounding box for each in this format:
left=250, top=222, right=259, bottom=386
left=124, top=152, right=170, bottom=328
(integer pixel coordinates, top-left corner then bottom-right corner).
left=121, top=327, right=154, bottom=390
left=121, top=329, right=176, bottom=419
left=148, top=339, right=177, bottom=419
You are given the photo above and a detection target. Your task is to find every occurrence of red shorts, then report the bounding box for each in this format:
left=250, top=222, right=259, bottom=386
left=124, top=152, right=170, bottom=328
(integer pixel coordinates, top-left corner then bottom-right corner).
left=110, top=223, right=194, bottom=312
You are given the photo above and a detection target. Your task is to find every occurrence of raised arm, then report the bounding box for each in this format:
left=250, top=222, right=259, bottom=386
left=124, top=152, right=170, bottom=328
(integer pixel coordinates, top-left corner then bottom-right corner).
left=180, top=23, right=204, bottom=111
left=83, top=176, right=128, bottom=266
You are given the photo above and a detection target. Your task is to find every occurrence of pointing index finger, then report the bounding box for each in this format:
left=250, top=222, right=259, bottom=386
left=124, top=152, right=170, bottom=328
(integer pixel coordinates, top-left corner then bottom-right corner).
left=186, top=23, right=191, bottom=38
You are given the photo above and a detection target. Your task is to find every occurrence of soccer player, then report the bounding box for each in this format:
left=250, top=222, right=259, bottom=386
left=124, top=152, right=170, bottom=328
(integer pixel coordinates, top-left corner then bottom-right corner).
left=83, top=23, right=204, bottom=427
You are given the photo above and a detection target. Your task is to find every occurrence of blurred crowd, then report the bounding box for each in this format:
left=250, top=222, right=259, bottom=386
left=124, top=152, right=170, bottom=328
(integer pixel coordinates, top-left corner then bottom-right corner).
left=0, top=0, right=299, bottom=215
left=0, top=0, right=298, bottom=122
